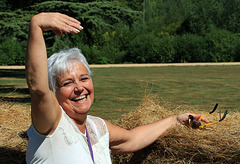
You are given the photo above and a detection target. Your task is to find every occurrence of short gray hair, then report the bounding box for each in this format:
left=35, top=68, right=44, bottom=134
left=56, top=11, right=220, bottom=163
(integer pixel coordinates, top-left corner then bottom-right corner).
left=47, top=48, right=92, bottom=94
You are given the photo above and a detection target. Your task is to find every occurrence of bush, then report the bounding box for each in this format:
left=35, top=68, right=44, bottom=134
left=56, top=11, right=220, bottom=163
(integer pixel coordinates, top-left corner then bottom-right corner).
left=0, top=37, right=25, bottom=65
left=205, top=28, right=240, bottom=62
left=125, top=33, right=156, bottom=63
left=175, top=34, right=207, bottom=62
left=125, top=33, right=177, bottom=63
left=234, top=39, right=240, bottom=62
left=152, top=35, right=176, bottom=63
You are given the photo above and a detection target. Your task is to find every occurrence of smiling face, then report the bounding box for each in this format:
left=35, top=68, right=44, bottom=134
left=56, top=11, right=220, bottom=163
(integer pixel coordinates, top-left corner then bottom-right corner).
left=55, top=62, right=94, bottom=121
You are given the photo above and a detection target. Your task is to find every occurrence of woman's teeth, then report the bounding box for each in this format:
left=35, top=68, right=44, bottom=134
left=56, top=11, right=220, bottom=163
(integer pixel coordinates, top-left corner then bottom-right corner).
left=72, top=95, right=87, bottom=102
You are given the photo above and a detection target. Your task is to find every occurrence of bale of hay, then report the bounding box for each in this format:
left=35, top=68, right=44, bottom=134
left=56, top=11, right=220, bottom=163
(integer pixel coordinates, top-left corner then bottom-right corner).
left=1, top=95, right=239, bottom=164
left=112, top=95, right=240, bottom=164
left=0, top=101, right=31, bottom=164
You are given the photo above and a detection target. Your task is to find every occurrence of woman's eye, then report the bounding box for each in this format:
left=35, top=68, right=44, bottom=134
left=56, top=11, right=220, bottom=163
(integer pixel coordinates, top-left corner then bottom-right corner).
left=81, top=77, right=89, bottom=81
left=62, top=81, right=73, bottom=86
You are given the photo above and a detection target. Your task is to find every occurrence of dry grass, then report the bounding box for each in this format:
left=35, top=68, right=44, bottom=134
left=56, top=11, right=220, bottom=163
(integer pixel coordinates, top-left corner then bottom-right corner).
left=0, top=101, right=31, bottom=164
left=112, top=95, right=240, bottom=164
left=1, top=95, right=239, bottom=164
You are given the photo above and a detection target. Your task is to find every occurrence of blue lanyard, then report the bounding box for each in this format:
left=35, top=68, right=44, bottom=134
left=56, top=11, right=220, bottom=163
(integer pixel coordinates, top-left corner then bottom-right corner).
left=85, top=125, right=94, bottom=163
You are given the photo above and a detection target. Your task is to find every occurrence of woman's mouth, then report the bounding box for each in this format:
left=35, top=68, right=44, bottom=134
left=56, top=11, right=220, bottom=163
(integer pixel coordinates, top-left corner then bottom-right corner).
left=71, top=95, right=87, bottom=102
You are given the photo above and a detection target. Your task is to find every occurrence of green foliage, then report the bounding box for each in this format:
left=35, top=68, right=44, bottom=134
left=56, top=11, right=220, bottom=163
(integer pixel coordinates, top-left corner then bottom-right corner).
left=216, top=0, right=240, bottom=33
left=0, top=0, right=240, bottom=65
left=117, top=0, right=143, bottom=11
left=0, top=11, right=32, bottom=41
left=0, top=37, right=25, bottom=65
left=175, top=34, right=207, bottom=62
left=152, top=35, right=176, bottom=63
left=77, top=30, right=127, bottom=64
left=0, top=0, right=11, bottom=11
left=144, top=0, right=190, bottom=35
left=177, top=0, right=240, bottom=35
left=31, top=1, right=140, bottom=57
left=125, top=33, right=176, bottom=63
left=177, top=0, right=214, bottom=35
left=205, top=28, right=240, bottom=62
left=126, top=33, right=156, bottom=63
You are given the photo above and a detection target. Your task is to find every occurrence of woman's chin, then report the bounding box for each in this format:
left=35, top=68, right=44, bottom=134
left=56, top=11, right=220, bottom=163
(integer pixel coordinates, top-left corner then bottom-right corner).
left=71, top=102, right=91, bottom=115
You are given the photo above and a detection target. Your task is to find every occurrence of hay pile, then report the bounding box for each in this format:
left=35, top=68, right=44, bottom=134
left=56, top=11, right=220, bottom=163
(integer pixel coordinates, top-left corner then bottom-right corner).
left=0, top=96, right=239, bottom=164
left=112, top=95, right=240, bottom=164
left=0, top=101, right=31, bottom=164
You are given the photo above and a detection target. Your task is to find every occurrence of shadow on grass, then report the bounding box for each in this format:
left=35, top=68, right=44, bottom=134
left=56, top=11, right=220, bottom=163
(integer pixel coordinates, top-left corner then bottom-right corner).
left=0, top=69, right=30, bottom=103
left=0, top=86, right=29, bottom=94
left=1, top=131, right=28, bottom=164
left=0, top=85, right=30, bottom=103
left=0, top=147, right=26, bottom=164
left=0, top=96, right=31, bottom=103
left=0, top=69, right=26, bottom=78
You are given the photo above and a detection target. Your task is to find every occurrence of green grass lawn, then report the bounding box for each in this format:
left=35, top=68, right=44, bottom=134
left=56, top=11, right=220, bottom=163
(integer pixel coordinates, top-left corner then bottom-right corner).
left=1, top=65, right=239, bottom=121
left=90, top=65, right=240, bottom=120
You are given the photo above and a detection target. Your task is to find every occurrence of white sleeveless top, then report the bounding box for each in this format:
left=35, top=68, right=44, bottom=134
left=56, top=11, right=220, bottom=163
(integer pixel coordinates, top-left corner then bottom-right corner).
left=26, top=109, right=112, bottom=164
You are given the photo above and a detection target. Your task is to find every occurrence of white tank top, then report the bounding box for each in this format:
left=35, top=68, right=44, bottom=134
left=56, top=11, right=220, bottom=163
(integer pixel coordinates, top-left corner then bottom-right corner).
left=26, top=109, right=111, bottom=164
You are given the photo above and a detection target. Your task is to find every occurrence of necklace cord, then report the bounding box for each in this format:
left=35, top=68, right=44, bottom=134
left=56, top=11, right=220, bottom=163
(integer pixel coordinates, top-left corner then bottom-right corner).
left=85, top=125, right=94, bottom=163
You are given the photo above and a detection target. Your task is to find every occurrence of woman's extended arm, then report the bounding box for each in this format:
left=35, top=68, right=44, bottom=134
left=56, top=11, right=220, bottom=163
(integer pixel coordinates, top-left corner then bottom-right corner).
left=25, top=12, right=83, bottom=134
left=106, top=113, right=209, bottom=154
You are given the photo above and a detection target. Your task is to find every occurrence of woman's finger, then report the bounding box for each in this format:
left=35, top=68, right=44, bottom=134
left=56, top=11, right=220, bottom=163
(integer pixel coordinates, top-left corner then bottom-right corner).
left=57, top=21, right=83, bottom=34
left=58, top=13, right=83, bottom=33
left=199, top=117, right=210, bottom=123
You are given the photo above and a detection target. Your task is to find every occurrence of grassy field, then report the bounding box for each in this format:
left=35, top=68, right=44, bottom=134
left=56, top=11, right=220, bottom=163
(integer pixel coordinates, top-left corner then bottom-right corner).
left=0, top=65, right=239, bottom=121
left=1, top=65, right=240, bottom=164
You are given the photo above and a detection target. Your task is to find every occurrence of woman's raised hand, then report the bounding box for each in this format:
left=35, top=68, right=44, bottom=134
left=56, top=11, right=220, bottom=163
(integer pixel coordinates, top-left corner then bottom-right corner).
left=31, top=12, right=83, bottom=36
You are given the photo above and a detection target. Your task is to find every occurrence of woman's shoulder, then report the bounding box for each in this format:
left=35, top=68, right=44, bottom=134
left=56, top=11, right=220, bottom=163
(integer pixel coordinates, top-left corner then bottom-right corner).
left=87, top=115, right=107, bottom=129
left=86, top=115, right=109, bottom=139
left=87, top=115, right=104, bottom=122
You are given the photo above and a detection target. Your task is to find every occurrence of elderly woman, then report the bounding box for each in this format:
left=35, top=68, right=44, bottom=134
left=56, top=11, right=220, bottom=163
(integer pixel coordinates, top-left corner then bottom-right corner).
left=25, top=13, right=208, bottom=164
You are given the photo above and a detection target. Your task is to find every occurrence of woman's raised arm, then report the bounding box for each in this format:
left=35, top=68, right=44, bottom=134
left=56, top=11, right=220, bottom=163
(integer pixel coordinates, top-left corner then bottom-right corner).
left=25, top=12, right=83, bottom=134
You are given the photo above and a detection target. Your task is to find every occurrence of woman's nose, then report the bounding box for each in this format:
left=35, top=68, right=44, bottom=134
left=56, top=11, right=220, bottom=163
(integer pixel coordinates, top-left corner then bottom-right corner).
left=74, top=82, right=84, bottom=92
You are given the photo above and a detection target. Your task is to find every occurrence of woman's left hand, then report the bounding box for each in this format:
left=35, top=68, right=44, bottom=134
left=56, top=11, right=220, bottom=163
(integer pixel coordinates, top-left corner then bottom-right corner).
left=177, top=113, right=210, bottom=126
